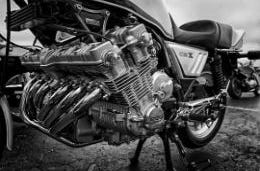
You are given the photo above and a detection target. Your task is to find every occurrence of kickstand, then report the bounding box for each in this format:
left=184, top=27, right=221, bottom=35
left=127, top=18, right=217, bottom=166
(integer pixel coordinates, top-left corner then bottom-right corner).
left=130, top=132, right=177, bottom=171
left=129, top=131, right=211, bottom=171
left=159, top=132, right=177, bottom=171
left=130, top=138, right=147, bottom=166
left=169, top=133, right=212, bottom=171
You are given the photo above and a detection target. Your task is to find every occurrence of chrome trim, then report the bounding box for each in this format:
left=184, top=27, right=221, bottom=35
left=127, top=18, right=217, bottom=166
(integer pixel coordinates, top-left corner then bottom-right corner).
left=0, top=95, right=13, bottom=150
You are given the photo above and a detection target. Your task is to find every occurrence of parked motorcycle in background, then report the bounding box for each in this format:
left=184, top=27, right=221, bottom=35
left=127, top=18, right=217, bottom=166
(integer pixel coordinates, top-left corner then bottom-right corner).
left=228, top=58, right=260, bottom=99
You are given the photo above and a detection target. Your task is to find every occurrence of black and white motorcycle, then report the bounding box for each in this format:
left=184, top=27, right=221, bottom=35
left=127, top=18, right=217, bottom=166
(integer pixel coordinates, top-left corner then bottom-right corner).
left=1, top=0, right=260, bottom=170
left=228, top=58, right=260, bottom=99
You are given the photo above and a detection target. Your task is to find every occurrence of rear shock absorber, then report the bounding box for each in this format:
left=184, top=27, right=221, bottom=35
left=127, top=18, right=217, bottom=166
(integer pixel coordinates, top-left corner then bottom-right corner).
left=211, top=54, right=225, bottom=93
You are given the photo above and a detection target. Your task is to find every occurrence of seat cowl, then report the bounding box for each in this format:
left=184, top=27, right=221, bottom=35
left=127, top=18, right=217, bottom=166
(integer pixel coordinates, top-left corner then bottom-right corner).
left=231, top=29, right=245, bottom=49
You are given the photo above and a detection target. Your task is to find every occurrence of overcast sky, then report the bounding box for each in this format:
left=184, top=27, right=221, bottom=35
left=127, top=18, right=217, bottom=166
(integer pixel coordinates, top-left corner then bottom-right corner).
left=0, top=0, right=260, bottom=48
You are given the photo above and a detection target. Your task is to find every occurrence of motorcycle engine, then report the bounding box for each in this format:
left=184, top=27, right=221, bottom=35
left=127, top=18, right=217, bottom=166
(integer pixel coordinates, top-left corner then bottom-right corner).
left=20, top=24, right=173, bottom=145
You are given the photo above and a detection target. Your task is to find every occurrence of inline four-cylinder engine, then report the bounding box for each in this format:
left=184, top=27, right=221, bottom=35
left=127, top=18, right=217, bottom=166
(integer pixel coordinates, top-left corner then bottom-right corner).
left=20, top=24, right=173, bottom=145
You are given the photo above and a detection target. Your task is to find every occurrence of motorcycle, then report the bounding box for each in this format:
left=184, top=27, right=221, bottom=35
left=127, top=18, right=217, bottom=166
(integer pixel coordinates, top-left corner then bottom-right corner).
left=1, top=0, right=260, bottom=170
left=228, top=59, right=260, bottom=99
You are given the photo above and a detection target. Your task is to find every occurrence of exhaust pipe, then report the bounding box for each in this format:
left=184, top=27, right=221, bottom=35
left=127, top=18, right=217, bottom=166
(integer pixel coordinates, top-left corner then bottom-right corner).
left=20, top=79, right=103, bottom=147
left=33, top=81, right=49, bottom=112
left=43, top=84, right=88, bottom=128
left=33, top=79, right=59, bottom=110
left=37, top=82, right=72, bottom=121
left=26, top=78, right=45, bottom=118
left=20, top=76, right=39, bottom=123
left=50, top=88, right=102, bottom=135
left=20, top=88, right=103, bottom=147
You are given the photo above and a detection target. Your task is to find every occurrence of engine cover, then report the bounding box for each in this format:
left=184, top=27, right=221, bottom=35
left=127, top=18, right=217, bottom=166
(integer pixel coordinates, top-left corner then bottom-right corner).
left=20, top=24, right=165, bottom=145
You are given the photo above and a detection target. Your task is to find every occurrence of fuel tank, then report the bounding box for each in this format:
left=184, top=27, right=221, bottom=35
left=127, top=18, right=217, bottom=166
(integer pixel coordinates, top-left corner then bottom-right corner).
left=90, top=0, right=174, bottom=39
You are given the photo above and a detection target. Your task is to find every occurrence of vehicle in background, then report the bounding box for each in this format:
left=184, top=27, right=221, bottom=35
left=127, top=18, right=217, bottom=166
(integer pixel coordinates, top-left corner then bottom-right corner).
left=228, top=59, right=260, bottom=98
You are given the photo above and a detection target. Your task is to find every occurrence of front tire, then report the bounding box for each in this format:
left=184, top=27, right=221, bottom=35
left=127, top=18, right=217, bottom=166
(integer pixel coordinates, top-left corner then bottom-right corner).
left=0, top=109, right=6, bottom=160
left=228, top=77, right=242, bottom=99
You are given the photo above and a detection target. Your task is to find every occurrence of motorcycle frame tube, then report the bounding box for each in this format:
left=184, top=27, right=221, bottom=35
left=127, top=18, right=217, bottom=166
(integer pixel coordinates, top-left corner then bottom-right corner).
left=0, top=94, right=13, bottom=150
left=22, top=118, right=103, bottom=148
left=88, top=0, right=174, bottom=40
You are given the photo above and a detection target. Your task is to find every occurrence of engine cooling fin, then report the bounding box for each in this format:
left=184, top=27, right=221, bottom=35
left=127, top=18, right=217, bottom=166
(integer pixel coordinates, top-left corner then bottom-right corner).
left=20, top=24, right=165, bottom=146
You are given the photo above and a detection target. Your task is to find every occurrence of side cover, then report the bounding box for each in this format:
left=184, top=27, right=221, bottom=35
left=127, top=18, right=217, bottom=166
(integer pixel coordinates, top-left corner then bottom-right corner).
left=166, top=42, right=208, bottom=77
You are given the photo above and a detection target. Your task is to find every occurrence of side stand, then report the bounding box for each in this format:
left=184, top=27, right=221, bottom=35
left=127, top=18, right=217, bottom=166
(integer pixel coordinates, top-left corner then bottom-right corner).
left=130, top=138, right=147, bottom=165
left=159, top=132, right=176, bottom=171
left=130, top=131, right=177, bottom=171
left=130, top=131, right=211, bottom=171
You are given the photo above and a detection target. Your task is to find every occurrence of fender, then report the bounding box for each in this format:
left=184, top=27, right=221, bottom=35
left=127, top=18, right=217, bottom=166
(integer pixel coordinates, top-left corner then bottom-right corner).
left=0, top=93, right=13, bottom=150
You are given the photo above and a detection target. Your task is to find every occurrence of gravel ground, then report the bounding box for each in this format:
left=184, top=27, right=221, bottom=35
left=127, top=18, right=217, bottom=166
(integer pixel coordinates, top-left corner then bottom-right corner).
left=0, top=108, right=259, bottom=171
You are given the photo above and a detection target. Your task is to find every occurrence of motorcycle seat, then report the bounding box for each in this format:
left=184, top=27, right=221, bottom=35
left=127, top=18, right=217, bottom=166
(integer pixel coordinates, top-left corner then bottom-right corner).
left=174, top=20, right=233, bottom=49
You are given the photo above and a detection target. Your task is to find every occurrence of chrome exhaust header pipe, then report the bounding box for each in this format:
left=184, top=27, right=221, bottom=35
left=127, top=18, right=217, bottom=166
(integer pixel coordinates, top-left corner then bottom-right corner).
left=33, top=79, right=59, bottom=110
left=20, top=76, right=38, bottom=124
left=20, top=78, right=103, bottom=146
left=37, top=82, right=72, bottom=121
left=26, top=78, right=46, bottom=118
left=43, top=84, right=88, bottom=128
left=50, top=88, right=102, bottom=135
left=20, top=88, right=102, bottom=147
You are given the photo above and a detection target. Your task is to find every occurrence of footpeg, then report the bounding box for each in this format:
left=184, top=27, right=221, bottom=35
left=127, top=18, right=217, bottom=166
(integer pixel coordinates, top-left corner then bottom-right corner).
left=178, top=104, right=212, bottom=122
left=178, top=91, right=227, bottom=122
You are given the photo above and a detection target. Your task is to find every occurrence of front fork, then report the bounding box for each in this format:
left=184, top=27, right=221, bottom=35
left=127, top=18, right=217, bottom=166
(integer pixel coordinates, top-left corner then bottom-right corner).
left=0, top=93, right=13, bottom=151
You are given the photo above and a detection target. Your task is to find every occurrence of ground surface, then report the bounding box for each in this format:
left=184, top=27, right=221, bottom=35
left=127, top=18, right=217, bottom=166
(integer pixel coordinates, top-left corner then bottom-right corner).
left=0, top=93, right=260, bottom=171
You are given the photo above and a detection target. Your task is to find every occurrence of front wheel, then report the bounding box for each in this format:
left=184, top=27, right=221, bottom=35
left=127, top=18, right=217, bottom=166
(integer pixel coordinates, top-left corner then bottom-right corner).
left=228, top=77, right=242, bottom=99
left=0, top=110, right=6, bottom=160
